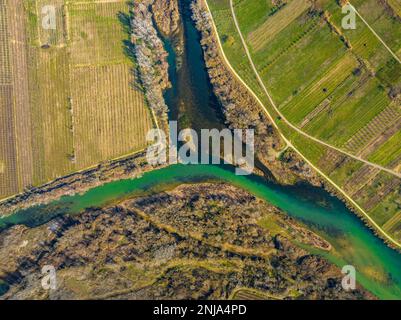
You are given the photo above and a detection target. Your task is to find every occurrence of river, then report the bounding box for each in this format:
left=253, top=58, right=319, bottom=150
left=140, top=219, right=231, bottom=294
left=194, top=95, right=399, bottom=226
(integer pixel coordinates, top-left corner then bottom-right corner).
left=1, top=0, right=401, bottom=300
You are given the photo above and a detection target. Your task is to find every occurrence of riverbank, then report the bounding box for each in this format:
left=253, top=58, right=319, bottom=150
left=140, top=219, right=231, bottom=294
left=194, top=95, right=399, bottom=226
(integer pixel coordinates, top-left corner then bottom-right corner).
left=0, top=181, right=370, bottom=300
left=0, top=151, right=164, bottom=217
left=191, top=0, right=401, bottom=253
left=1, top=0, right=401, bottom=300
left=190, top=0, right=326, bottom=187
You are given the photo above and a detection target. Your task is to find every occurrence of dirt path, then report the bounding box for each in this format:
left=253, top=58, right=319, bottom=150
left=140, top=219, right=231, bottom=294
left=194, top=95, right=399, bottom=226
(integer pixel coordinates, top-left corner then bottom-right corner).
left=227, top=0, right=401, bottom=179
left=203, top=0, right=401, bottom=249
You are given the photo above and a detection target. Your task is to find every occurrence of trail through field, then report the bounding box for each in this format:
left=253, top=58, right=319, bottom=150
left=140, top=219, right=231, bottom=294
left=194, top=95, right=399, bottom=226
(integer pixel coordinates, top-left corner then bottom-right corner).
left=227, top=0, right=401, bottom=179
left=203, top=0, right=401, bottom=249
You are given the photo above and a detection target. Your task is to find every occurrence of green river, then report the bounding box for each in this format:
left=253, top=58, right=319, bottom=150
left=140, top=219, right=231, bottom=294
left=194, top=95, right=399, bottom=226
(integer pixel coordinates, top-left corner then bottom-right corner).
left=1, top=164, right=401, bottom=299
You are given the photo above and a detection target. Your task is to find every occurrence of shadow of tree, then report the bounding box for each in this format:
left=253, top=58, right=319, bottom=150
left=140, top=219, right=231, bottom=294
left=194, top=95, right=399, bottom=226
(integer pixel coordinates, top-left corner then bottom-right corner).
left=117, top=5, right=143, bottom=92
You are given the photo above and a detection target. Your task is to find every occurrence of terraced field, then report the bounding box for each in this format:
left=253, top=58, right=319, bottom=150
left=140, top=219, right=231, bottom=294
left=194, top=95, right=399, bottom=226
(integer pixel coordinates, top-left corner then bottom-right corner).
left=0, top=0, right=153, bottom=200
left=207, top=0, right=401, bottom=245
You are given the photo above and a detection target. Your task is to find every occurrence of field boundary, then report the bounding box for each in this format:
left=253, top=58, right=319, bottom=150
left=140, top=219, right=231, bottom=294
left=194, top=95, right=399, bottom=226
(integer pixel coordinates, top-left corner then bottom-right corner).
left=226, top=0, right=401, bottom=179
left=204, top=0, right=401, bottom=249
left=349, top=3, right=401, bottom=64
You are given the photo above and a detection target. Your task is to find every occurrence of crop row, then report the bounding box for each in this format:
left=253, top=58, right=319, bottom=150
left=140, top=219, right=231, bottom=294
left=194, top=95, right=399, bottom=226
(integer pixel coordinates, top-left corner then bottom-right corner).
left=70, top=64, right=152, bottom=168
left=343, top=103, right=401, bottom=154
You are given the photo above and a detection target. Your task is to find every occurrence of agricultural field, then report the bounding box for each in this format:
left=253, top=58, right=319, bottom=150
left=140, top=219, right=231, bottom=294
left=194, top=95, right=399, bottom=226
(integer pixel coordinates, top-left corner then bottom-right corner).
left=0, top=0, right=34, bottom=197
left=248, top=0, right=310, bottom=52
left=208, top=0, right=401, bottom=243
left=0, top=1, right=16, bottom=196
left=388, top=0, right=401, bottom=18
left=230, top=0, right=401, bottom=164
left=0, top=0, right=153, bottom=200
left=70, top=64, right=151, bottom=168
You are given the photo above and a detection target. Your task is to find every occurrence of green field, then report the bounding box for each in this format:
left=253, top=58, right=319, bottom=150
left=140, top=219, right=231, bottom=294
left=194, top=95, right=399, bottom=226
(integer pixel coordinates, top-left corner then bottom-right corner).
left=208, top=0, right=401, bottom=243
left=368, top=130, right=401, bottom=167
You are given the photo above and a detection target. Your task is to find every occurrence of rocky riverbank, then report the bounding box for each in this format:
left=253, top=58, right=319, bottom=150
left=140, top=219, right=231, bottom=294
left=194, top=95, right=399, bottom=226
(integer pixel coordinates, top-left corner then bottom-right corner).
left=0, top=183, right=372, bottom=300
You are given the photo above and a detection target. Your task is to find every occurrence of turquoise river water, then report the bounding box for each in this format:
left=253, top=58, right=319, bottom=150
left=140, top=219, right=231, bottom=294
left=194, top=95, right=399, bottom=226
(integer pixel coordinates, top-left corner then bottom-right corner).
left=1, top=164, right=401, bottom=299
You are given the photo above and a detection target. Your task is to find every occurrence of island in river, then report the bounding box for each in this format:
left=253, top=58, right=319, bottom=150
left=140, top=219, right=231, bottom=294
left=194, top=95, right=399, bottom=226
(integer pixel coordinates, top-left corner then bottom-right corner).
left=0, top=180, right=371, bottom=300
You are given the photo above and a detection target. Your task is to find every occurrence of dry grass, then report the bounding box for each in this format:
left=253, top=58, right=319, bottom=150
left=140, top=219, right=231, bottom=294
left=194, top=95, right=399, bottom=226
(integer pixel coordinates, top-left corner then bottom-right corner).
left=28, top=47, right=75, bottom=184
left=0, top=85, right=18, bottom=196
left=387, top=0, right=401, bottom=16
left=69, top=1, right=130, bottom=66
left=0, top=0, right=153, bottom=200
left=71, top=64, right=152, bottom=168
left=0, top=0, right=34, bottom=198
left=248, top=0, right=310, bottom=52
left=37, top=0, right=67, bottom=46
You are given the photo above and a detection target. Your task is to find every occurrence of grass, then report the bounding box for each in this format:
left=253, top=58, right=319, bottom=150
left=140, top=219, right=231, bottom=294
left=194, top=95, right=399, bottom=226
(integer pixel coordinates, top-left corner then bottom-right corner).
left=230, top=287, right=281, bottom=300
left=251, top=11, right=322, bottom=84
left=37, top=0, right=66, bottom=46
left=329, top=158, right=364, bottom=186
left=0, top=3, right=18, bottom=196
left=71, top=64, right=152, bottom=168
left=0, top=0, right=34, bottom=197
left=0, top=4, right=11, bottom=84
left=208, top=0, right=401, bottom=244
left=257, top=18, right=347, bottom=105
left=28, top=46, right=75, bottom=184
left=388, top=0, right=401, bottom=17
left=208, top=0, right=265, bottom=98
left=353, top=171, right=400, bottom=214
left=330, top=0, right=400, bottom=71
left=232, top=0, right=275, bottom=35
left=69, top=1, right=131, bottom=66
left=0, top=86, right=18, bottom=196
left=257, top=214, right=286, bottom=236
left=281, top=53, right=358, bottom=124
left=368, top=130, right=401, bottom=167
left=370, top=190, right=401, bottom=227
left=248, top=0, right=310, bottom=52
left=305, top=77, right=391, bottom=147
left=353, top=0, right=401, bottom=55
